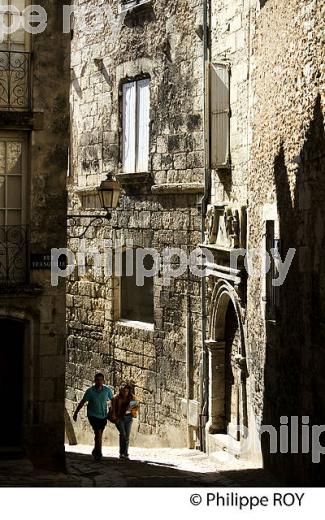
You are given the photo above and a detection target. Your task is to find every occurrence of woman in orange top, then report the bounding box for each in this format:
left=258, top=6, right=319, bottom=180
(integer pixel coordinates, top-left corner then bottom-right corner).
left=110, top=383, right=139, bottom=460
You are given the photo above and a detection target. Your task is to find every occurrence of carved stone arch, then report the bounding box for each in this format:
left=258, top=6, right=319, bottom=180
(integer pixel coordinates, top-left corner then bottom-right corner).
left=206, top=280, right=248, bottom=440
left=209, top=280, right=246, bottom=359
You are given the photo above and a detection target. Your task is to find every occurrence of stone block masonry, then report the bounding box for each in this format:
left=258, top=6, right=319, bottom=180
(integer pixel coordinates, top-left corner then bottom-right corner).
left=66, top=0, right=205, bottom=448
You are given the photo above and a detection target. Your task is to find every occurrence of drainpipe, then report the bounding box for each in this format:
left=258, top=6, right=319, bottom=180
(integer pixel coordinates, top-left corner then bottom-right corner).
left=185, top=267, right=194, bottom=448
left=199, top=0, right=211, bottom=453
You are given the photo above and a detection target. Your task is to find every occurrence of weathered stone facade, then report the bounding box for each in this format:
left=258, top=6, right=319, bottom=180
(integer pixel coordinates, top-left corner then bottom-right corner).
left=66, top=0, right=325, bottom=485
left=0, top=1, right=70, bottom=470
left=66, top=0, right=205, bottom=448
left=204, top=0, right=325, bottom=484
left=202, top=0, right=254, bottom=460
left=248, top=0, right=325, bottom=485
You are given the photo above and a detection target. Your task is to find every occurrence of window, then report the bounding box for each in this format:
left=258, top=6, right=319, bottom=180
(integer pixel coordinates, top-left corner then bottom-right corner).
left=0, top=1, right=31, bottom=110
left=210, top=63, right=230, bottom=169
left=0, top=133, right=28, bottom=284
left=0, top=133, right=27, bottom=226
left=120, top=250, right=154, bottom=323
left=265, top=220, right=280, bottom=321
left=122, top=78, right=150, bottom=173
left=0, top=0, right=30, bottom=51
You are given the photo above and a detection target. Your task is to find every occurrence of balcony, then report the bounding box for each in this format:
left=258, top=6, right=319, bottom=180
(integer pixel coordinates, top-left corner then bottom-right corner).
left=0, top=226, right=29, bottom=286
left=0, top=51, right=31, bottom=111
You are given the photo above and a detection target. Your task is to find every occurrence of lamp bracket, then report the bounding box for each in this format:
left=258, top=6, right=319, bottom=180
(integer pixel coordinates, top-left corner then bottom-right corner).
left=67, top=213, right=112, bottom=239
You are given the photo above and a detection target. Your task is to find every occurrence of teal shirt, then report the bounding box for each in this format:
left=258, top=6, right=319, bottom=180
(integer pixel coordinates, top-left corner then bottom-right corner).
left=83, top=385, right=113, bottom=419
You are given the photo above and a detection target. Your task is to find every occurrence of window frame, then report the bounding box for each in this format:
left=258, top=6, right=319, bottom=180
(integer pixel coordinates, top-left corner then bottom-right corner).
left=115, top=247, right=155, bottom=326
left=0, top=131, right=28, bottom=227
left=120, top=75, right=151, bottom=174
left=0, top=0, right=31, bottom=52
left=262, top=218, right=280, bottom=322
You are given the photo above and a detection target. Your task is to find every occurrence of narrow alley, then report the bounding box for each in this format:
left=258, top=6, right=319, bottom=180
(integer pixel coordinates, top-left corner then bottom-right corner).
left=1, top=446, right=279, bottom=488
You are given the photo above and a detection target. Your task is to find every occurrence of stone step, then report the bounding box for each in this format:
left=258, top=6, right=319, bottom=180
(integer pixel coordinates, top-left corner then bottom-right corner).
left=207, top=433, right=241, bottom=461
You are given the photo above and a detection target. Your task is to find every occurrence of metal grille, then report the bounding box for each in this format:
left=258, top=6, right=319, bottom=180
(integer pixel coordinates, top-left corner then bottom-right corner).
left=0, top=226, right=29, bottom=285
left=0, top=51, right=31, bottom=110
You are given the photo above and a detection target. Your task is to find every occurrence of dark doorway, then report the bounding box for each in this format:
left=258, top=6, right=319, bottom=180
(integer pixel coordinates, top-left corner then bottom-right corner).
left=224, top=302, right=240, bottom=440
left=0, top=319, right=24, bottom=447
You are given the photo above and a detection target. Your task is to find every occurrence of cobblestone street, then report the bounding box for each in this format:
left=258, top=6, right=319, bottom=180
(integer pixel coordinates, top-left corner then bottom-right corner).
left=1, top=445, right=280, bottom=487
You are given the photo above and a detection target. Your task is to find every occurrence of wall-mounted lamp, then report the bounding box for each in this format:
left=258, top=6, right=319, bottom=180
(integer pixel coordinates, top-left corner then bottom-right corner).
left=97, top=174, right=122, bottom=214
left=67, top=173, right=122, bottom=239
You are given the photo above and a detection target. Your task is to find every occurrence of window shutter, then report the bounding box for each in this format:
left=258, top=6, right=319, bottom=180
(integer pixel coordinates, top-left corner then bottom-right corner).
left=210, top=63, right=230, bottom=168
left=136, top=78, right=150, bottom=173
left=122, top=81, right=136, bottom=173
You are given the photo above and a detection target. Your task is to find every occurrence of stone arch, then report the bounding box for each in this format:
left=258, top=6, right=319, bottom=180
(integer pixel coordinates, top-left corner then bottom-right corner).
left=209, top=280, right=246, bottom=353
left=206, top=280, right=248, bottom=440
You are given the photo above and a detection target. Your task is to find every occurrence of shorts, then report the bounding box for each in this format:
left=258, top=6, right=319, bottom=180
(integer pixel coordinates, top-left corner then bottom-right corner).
left=88, top=416, right=107, bottom=432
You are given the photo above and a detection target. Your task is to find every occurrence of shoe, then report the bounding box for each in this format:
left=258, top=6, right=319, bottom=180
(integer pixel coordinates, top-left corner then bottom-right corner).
left=92, top=449, right=102, bottom=461
left=119, top=454, right=126, bottom=460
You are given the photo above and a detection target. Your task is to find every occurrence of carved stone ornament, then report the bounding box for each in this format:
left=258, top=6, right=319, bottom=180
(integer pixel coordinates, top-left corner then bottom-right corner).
left=204, top=205, right=218, bottom=244
left=204, top=204, right=246, bottom=249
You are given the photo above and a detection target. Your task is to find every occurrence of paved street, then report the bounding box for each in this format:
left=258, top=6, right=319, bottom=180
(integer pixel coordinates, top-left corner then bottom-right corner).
left=0, top=445, right=280, bottom=487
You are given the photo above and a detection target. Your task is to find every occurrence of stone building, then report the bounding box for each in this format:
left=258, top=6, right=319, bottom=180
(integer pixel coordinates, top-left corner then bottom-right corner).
left=248, top=0, right=325, bottom=485
left=203, top=0, right=325, bottom=485
left=66, top=0, right=325, bottom=485
left=66, top=0, right=205, bottom=449
left=200, top=0, right=252, bottom=462
left=0, top=1, right=70, bottom=469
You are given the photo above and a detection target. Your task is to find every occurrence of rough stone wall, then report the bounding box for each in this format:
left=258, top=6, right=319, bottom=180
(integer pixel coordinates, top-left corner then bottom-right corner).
left=210, top=0, right=251, bottom=205
left=66, top=0, right=205, bottom=447
left=248, top=0, right=325, bottom=484
left=0, top=1, right=70, bottom=470
left=204, top=0, right=256, bottom=457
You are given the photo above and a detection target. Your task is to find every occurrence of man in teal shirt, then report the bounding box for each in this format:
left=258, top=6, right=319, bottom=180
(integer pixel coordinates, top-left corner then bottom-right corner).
left=73, top=373, right=113, bottom=460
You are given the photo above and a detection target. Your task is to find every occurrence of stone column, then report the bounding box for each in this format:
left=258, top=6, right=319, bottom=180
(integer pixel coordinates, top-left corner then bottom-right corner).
left=205, top=340, right=226, bottom=434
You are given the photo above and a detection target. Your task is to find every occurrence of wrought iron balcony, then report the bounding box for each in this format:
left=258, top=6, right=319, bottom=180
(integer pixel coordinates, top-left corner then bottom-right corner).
left=0, top=226, right=29, bottom=286
left=0, top=51, right=31, bottom=111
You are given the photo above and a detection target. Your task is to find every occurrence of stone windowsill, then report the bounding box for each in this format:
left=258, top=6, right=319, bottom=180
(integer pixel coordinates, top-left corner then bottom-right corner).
left=115, top=319, right=154, bottom=331
left=115, top=172, right=152, bottom=185
left=119, top=0, right=153, bottom=15
left=0, top=283, right=43, bottom=296
left=0, top=110, right=44, bottom=130
left=151, top=182, right=205, bottom=195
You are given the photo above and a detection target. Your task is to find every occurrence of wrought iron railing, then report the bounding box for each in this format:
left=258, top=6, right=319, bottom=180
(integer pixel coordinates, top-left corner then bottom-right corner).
left=0, top=51, right=31, bottom=110
left=0, top=226, right=29, bottom=285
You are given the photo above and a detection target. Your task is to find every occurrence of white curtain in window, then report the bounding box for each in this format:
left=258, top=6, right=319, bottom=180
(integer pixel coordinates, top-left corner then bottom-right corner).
left=122, top=81, right=136, bottom=173
left=136, top=78, right=150, bottom=173
left=122, top=78, right=150, bottom=174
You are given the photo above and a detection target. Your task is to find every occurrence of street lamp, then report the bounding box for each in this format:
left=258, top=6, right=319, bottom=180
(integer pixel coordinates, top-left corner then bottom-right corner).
left=97, top=173, right=122, bottom=217
left=67, top=173, right=122, bottom=239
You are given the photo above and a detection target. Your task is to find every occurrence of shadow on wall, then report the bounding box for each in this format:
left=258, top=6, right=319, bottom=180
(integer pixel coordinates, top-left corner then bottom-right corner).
left=262, top=94, right=325, bottom=485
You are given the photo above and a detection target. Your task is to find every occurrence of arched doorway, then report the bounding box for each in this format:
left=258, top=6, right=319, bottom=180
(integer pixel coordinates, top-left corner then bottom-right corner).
left=206, top=281, right=248, bottom=442
left=0, top=318, right=24, bottom=447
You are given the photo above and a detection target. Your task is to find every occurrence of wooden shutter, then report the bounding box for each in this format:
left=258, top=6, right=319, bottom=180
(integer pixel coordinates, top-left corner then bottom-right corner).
left=122, top=81, right=136, bottom=173
left=136, top=78, right=150, bottom=173
left=210, top=63, right=230, bottom=168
